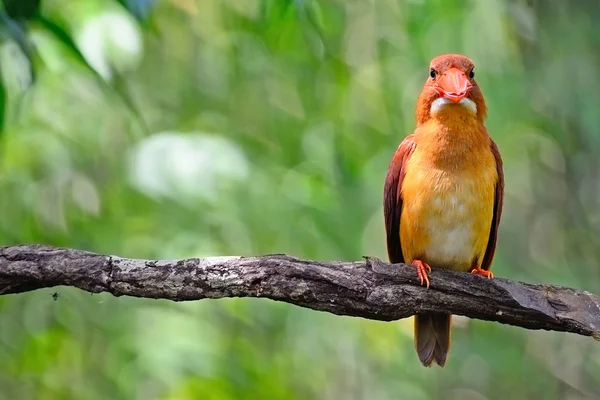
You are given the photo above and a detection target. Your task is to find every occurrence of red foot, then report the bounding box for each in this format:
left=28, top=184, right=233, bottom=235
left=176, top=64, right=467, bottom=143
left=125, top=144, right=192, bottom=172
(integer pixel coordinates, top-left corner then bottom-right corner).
left=411, top=259, right=432, bottom=288
left=471, top=267, right=494, bottom=279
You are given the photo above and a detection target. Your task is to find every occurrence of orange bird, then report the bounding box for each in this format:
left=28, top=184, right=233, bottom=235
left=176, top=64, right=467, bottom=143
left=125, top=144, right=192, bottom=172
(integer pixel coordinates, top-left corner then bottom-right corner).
left=383, top=54, right=504, bottom=367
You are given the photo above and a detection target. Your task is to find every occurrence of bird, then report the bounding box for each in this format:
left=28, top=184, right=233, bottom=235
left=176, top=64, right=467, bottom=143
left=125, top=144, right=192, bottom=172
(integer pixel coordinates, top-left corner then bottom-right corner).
left=383, top=54, right=504, bottom=367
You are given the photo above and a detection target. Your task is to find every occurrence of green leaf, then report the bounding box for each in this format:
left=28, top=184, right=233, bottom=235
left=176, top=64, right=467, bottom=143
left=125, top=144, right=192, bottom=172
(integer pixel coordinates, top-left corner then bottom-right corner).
left=260, top=0, right=296, bottom=22
left=2, top=0, right=41, bottom=21
left=36, top=15, right=149, bottom=133
left=36, top=15, right=101, bottom=77
left=296, top=0, right=328, bottom=57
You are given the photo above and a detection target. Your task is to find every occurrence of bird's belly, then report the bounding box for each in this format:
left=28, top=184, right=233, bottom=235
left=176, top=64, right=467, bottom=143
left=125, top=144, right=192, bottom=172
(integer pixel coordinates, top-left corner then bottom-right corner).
left=400, top=173, right=495, bottom=271
left=420, top=205, right=480, bottom=270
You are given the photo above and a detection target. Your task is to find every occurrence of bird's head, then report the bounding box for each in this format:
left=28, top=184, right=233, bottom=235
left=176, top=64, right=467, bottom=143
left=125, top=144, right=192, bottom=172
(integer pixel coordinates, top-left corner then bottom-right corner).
left=415, top=54, right=487, bottom=125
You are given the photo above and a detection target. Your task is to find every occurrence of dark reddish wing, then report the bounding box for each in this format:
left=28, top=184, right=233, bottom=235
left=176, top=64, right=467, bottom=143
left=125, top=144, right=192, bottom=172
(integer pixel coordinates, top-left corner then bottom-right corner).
left=383, top=134, right=416, bottom=264
left=481, top=138, right=504, bottom=271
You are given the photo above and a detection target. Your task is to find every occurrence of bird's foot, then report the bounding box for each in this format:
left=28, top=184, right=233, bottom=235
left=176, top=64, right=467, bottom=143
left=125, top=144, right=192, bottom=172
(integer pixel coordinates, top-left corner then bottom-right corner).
left=410, top=259, right=432, bottom=289
left=471, top=267, right=494, bottom=279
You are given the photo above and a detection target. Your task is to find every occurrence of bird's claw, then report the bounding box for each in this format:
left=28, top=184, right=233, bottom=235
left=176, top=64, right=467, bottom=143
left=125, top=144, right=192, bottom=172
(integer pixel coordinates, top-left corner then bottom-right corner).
left=471, top=267, right=494, bottom=279
left=411, top=259, right=432, bottom=289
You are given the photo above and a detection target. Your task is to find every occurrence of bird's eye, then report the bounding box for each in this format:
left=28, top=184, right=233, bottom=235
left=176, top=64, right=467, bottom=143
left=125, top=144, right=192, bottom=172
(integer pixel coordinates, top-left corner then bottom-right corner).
left=469, top=69, right=475, bottom=79
left=429, top=69, right=436, bottom=79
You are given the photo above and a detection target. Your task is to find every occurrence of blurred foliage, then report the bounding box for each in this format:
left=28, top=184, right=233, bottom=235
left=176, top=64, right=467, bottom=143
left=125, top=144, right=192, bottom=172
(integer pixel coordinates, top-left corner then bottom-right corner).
left=0, top=0, right=599, bottom=399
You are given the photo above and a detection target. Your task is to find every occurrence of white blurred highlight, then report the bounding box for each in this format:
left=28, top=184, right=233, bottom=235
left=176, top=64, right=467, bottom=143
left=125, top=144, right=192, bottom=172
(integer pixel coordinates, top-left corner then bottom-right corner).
left=128, top=131, right=249, bottom=202
left=76, top=11, right=143, bottom=80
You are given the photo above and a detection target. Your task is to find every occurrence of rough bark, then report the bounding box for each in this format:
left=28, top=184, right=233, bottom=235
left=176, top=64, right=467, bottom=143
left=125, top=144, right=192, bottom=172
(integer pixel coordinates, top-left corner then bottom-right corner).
left=0, top=244, right=599, bottom=339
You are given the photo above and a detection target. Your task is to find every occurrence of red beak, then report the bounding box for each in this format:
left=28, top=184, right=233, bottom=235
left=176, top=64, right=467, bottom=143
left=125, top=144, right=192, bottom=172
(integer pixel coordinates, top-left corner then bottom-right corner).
left=433, top=68, right=472, bottom=103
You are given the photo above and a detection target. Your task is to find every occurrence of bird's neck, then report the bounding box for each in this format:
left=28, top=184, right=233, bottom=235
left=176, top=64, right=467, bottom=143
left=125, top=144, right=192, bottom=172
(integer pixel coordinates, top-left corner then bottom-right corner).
left=415, top=112, right=489, bottom=168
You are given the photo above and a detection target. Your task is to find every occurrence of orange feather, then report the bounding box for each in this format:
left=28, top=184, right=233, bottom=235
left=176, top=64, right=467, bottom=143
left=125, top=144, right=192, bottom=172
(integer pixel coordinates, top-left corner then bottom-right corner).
left=383, top=54, right=504, bottom=367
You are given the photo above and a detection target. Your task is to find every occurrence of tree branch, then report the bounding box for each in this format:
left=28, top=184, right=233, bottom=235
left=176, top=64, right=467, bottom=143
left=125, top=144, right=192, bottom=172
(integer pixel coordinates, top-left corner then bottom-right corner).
left=0, top=244, right=599, bottom=339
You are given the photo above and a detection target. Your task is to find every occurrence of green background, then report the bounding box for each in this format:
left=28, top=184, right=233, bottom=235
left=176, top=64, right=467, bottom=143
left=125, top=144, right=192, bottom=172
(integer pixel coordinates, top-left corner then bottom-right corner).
left=0, top=0, right=598, bottom=399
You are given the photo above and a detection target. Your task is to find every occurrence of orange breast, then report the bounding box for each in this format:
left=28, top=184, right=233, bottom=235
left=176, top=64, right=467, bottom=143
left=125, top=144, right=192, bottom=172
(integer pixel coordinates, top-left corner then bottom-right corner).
left=400, top=132, right=497, bottom=272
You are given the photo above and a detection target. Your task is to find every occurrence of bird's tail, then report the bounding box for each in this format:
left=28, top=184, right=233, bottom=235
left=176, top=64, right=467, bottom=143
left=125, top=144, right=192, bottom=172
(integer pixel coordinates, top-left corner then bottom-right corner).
left=414, top=312, right=452, bottom=367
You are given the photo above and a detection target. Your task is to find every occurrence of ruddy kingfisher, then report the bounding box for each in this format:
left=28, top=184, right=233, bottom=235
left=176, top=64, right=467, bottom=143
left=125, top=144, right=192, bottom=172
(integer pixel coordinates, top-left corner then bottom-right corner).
left=383, top=54, right=504, bottom=367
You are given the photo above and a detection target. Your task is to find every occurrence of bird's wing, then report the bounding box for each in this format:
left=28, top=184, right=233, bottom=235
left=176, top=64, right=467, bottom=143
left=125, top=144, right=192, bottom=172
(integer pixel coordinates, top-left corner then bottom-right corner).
left=481, top=138, right=504, bottom=271
left=383, top=134, right=417, bottom=264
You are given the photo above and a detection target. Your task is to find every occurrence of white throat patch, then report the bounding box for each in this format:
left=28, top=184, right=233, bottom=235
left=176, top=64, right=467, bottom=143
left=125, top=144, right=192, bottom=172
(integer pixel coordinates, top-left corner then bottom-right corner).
left=430, top=97, right=477, bottom=115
